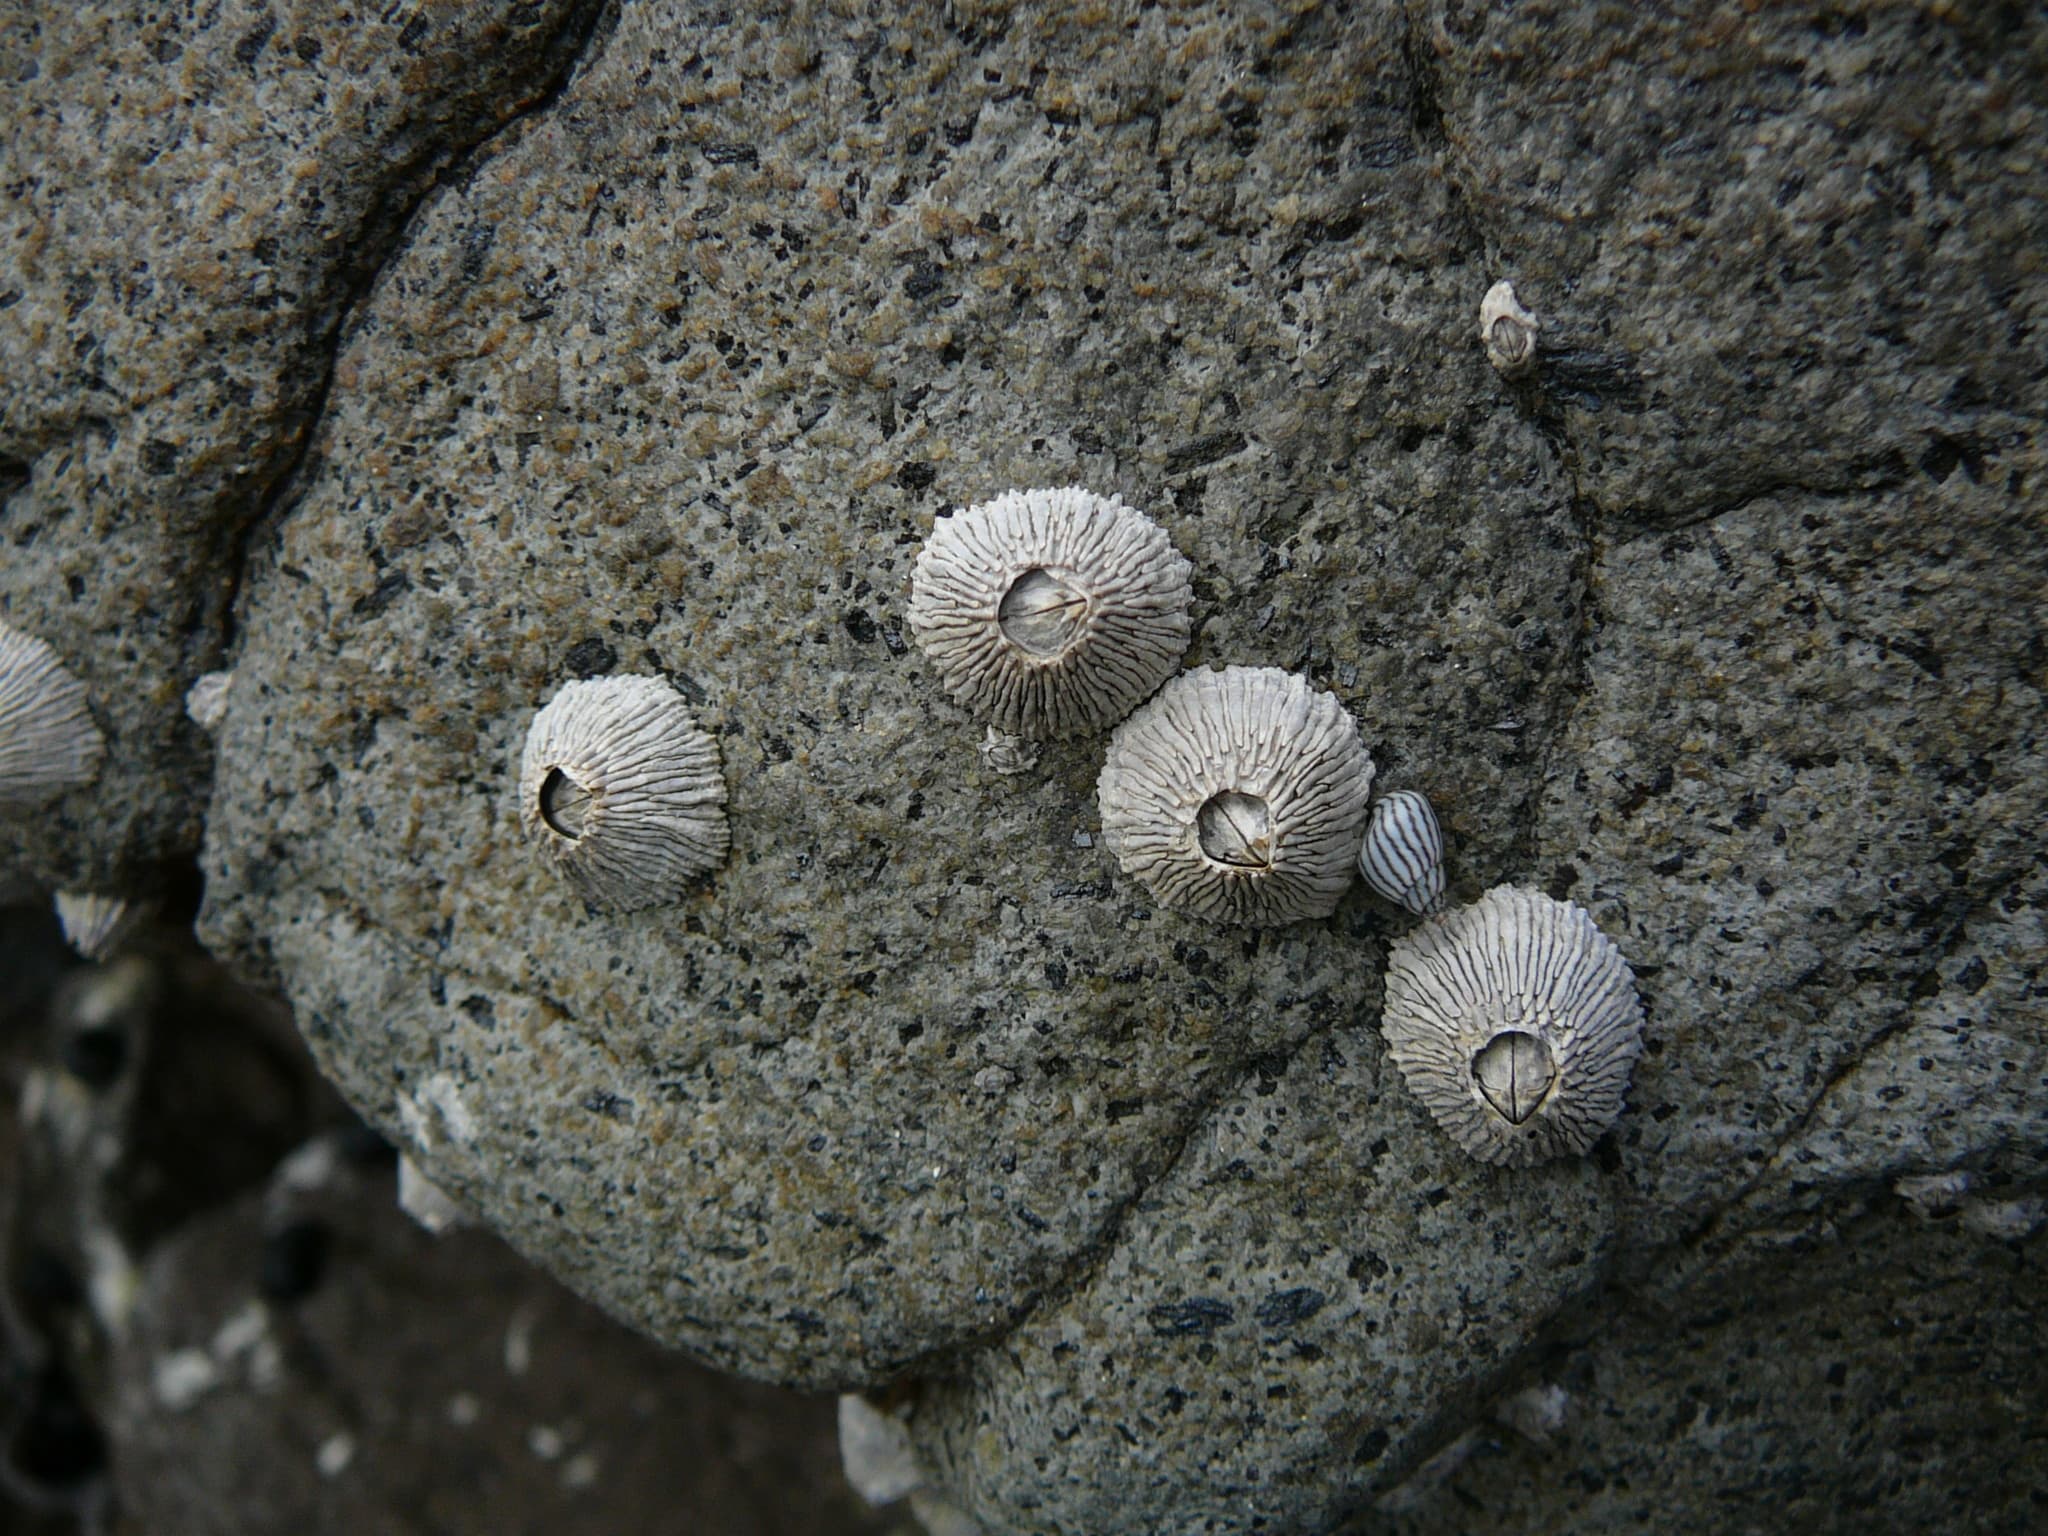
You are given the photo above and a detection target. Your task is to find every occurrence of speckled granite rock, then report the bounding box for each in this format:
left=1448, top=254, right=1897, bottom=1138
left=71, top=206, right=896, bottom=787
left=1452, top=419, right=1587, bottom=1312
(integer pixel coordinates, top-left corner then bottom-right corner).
left=129, top=0, right=2048, bottom=1531
left=198, top=0, right=1580, bottom=1390
left=105, top=1139, right=897, bottom=1536
left=1366, top=1203, right=2048, bottom=1536
left=0, top=0, right=604, bottom=890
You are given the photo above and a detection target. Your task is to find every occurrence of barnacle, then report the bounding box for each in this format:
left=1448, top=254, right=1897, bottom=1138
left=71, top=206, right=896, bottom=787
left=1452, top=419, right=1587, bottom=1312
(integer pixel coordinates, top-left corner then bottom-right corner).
left=1479, top=280, right=1540, bottom=377
left=518, top=675, right=729, bottom=910
left=908, top=486, right=1192, bottom=739
left=0, top=618, right=105, bottom=809
left=1097, top=666, right=1374, bottom=927
left=1380, top=884, right=1643, bottom=1166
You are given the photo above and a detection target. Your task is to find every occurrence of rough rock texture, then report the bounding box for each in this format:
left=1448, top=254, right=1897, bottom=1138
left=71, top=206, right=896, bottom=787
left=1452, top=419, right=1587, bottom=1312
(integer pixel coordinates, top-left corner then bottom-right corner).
left=1368, top=1206, right=2048, bottom=1536
left=105, top=1144, right=896, bottom=1536
left=199, top=0, right=1580, bottom=1390
left=0, top=0, right=2021, bottom=1531
left=0, top=0, right=605, bottom=890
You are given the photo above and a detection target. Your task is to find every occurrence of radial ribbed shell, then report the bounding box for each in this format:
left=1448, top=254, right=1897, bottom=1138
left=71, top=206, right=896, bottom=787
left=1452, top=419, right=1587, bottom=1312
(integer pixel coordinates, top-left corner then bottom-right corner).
left=1381, top=885, right=1643, bottom=1167
left=1097, top=666, right=1374, bottom=927
left=0, top=619, right=105, bottom=809
left=55, top=891, right=151, bottom=962
left=908, top=486, right=1192, bottom=739
left=1358, top=789, right=1446, bottom=915
left=517, top=675, right=729, bottom=910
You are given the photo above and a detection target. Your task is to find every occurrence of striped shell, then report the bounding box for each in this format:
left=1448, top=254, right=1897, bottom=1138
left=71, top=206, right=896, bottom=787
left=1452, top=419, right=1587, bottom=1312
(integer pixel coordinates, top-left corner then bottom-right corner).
left=1381, top=884, right=1642, bottom=1166
left=54, top=891, right=152, bottom=962
left=908, top=486, right=1192, bottom=739
left=518, top=675, right=729, bottom=910
left=1097, top=666, right=1374, bottom=927
left=0, top=618, right=105, bottom=809
left=1358, top=789, right=1445, bottom=914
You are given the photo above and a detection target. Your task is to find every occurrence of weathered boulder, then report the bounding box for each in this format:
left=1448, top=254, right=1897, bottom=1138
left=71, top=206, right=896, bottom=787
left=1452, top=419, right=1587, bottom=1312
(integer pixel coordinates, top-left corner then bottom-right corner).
left=1, top=0, right=2036, bottom=1532
left=197, top=0, right=1582, bottom=1393
left=0, top=0, right=604, bottom=889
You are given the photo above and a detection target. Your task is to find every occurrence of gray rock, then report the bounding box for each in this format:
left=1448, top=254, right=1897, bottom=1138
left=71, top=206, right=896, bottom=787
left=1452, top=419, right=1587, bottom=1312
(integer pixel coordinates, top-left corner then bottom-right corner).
left=198, top=0, right=1580, bottom=1389
left=14, top=0, right=2024, bottom=1531
left=1365, top=1206, right=2048, bottom=1536
left=0, top=0, right=605, bottom=890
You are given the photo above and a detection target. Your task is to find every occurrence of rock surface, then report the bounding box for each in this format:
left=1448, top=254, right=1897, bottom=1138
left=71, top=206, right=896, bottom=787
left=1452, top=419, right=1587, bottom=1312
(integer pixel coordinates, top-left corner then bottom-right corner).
left=198, top=0, right=1580, bottom=1390
left=0, top=0, right=2036, bottom=1533
left=0, top=0, right=604, bottom=889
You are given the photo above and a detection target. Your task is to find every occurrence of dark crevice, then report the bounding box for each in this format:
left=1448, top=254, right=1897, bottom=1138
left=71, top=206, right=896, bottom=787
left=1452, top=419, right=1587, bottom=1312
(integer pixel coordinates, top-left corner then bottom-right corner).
left=213, top=0, right=616, bottom=656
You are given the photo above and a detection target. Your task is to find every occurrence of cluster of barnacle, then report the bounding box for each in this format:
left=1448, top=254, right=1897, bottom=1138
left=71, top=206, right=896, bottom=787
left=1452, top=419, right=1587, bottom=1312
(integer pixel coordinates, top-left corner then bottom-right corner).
left=898, top=481, right=1642, bottom=1168
left=1, top=283, right=1632, bottom=1169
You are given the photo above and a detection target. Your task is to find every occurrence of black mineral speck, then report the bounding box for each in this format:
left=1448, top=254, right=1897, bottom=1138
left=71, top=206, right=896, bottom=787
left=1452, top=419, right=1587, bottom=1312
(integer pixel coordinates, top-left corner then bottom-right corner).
left=1148, top=1298, right=1235, bottom=1337
left=563, top=636, right=618, bottom=677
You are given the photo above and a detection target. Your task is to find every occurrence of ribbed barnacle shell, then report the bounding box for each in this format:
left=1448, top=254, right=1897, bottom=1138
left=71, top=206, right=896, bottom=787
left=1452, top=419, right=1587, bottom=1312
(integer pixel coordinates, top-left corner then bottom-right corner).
left=907, top=486, right=1193, bottom=739
left=1358, top=789, right=1446, bottom=915
left=0, top=618, right=105, bottom=809
left=517, top=675, right=729, bottom=910
left=54, top=891, right=153, bottom=962
left=1097, top=666, right=1374, bottom=927
left=1381, top=884, right=1643, bottom=1167
left=1480, top=280, right=1540, bottom=377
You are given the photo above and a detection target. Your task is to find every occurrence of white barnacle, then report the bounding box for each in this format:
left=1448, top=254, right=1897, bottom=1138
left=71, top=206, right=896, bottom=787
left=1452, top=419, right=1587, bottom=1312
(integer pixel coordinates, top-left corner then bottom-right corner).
left=517, top=674, right=729, bottom=910
left=908, top=486, right=1193, bottom=739
left=0, top=618, right=105, bottom=809
left=1479, top=280, right=1540, bottom=377
left=54, top=891, right=153, bottom=962
left=1380, top=884, right=1643, bottom=1167
left=1096, top=666, right=1374, bottom=927
left=1358, top=788, right=1446, bottom=914
left=184, top=670, right=234, bottom=732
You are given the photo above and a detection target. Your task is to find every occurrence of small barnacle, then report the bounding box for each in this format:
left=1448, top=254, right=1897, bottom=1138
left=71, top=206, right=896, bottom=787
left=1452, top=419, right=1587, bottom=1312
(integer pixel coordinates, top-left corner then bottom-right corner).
left=517, top=674, right=729, bottom=910
left=908, top=486, right=1193, bottom=739
left=977, top=724, right=1041, bottom=777
left=184, top=670, right=234, bottom=732
left=1380, top=884, right=1643, bottom=1167
left=0, top=617, right=105, bottom=809
left=1479, top=280, right=1540, bottom=377
left=1096, top=666, right=1374, bottom=927
left=1358, top=788, right=1446, bottom=915
left=54, top=891, right=154, bottom=962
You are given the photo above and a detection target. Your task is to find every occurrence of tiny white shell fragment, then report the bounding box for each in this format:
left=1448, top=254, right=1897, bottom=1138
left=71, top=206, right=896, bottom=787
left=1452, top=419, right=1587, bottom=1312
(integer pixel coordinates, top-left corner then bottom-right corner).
left=518, top=675, right=729, bottom=910
left=54, top=891, right=154, bottom=962
left=0, top=618, right=105, bottom=809
left=977, top=724, right=1040, bottom=777
left=184, top=670, right=234, bottom=731
left=1358, top=788, right=1446, bottom=914
left=908, top=486, right=1193, bottom=739
left=1479, top=280, right=1540, bottom=377
left=1097, top=666, right=1374, bottom=927
left=1381, top=884, right=1643, bottom=1166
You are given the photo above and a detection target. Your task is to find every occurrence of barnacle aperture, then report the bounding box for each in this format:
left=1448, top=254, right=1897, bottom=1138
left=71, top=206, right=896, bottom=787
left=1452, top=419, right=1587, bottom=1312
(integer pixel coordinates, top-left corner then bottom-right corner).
left=518, top=674, right=729, bottom=910
left=0, top=618, right=106, bottom=810
left=908, top=486, right=1193, bottom=740
left=1097, top=666, right=1374, bottom=927
left=1380, top=884, right=1643, bottom=1166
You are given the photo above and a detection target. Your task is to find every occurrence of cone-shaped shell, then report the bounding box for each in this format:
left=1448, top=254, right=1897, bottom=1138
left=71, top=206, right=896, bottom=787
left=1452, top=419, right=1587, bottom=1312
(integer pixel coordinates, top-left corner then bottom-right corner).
left=518, top=675, right=729, bottom=910
left=1358, top=789, right=1446, bottom=914
left=1097, top=666, right=1374, bottom=927
left=54, top=891, right=153, bottom=962
left=0, top=619, right=105, bottom=809
left=1381, top=884, right=1643, bottom=1167
left=1480, top=280, right=1540, bottom=377
left=908, top=486, right=1192, bottom=739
